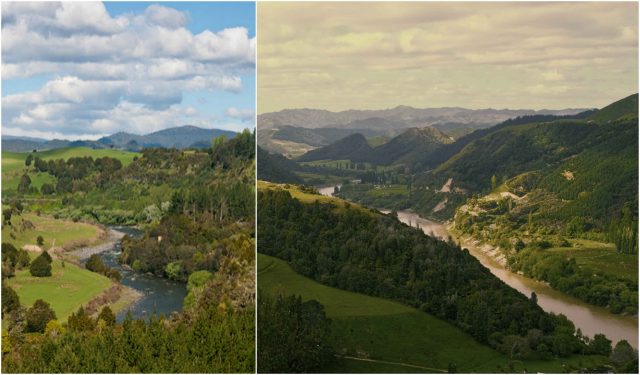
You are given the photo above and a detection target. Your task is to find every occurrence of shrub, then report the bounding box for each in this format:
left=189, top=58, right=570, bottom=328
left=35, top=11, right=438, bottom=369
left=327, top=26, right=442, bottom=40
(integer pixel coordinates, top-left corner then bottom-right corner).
left=25, top=299, right=56, bottom=333
left=36, top=235, right=44, bottom=246
left=86, top=254, right=106, bottom=273
left=1, top=284, right=20, bottom=317
left=40, top=250, right=53, bottom=263
left=29, top=254, right=52, bottom=277
left=97, top=306, right=116, bottom=326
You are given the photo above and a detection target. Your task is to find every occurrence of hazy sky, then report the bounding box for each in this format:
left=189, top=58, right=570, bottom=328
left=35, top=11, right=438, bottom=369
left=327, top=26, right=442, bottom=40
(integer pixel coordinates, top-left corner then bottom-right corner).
left=258, top=1, right=638, bottom=114
left=2, top=1, right=255, bottom=140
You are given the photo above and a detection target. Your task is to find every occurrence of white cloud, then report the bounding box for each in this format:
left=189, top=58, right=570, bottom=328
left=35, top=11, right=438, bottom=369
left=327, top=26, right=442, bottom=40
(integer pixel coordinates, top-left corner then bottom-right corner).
left=1, top=1, right=255, bottom=138
left=225, top=107, right=255, bottom=122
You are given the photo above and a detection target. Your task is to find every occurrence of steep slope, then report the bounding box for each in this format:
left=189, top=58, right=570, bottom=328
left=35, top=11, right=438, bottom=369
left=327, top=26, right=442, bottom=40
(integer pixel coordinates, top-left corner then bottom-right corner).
left=588, top=93, right=638, bottom=123
left=372, top=127, right=453, bottom=165
left=296, top=133, right=373, bottom=162
left=257, top=146, right=304, bottom=184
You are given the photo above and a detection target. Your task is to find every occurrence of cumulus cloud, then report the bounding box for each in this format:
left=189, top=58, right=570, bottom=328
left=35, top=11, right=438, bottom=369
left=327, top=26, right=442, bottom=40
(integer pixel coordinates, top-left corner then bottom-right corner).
left=225, top=107, right=255, bottom=122
left=1, top=1, right=255, bottom=138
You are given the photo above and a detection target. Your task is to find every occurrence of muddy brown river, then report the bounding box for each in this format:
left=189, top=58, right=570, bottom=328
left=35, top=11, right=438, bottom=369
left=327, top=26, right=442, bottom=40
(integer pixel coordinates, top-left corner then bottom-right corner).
left=318, top=185, right=638, bottom=347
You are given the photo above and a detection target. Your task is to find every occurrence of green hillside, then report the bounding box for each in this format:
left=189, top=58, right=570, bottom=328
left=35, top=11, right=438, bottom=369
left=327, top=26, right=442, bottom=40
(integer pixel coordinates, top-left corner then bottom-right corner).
left=297, top=133, right=374, bottom=162
left=2, top=148, right=138, bottom=193
left=259, top=254, right=610, bottom=373
left=589, top=93, right=638, bottom=123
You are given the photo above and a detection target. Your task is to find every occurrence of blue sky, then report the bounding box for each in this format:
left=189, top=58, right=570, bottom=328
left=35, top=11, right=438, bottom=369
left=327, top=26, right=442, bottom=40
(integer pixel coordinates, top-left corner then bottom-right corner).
left=2, top=1, right=256, bottom=140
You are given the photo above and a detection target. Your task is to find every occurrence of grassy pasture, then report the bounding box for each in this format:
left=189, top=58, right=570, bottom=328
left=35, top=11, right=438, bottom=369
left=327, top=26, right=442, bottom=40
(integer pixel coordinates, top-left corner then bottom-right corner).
left=258, top=253, right=610, bottom=373
left=550, top=240, right=638, bottom=283
left=258, top=180, right=371, bottom=214
left=1, top=148, right=138, bottom=193
left=5, top=258, right=112, bottom=322
left=2, top=213, right=104, bottom=251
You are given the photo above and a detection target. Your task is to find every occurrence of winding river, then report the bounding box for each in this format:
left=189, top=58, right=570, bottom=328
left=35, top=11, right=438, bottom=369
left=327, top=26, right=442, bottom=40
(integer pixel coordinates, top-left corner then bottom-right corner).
left=318, top=186, right=638, bottom=347
left=73, top=227, right=187, bottom=322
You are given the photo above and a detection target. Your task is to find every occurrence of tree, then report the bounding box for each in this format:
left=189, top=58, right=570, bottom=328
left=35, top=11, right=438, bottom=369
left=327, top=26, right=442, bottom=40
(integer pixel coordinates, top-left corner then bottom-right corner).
left=258, top=292, right=333, bottom=373
left=589, top=334, right=612, bottom=356
left=25, top=299, right=56, bottom=333
left=3, top=208, right=12, bottom=225
left=41, top=250, right=53, bottom=263
left=1, top=284, right=21, bottom=317
left=67, top=306, right=95, bottom=332
left=530, top=292, right=538, bottom=305
left=85, top=254, right=106, bottom=273
left=29, top=254, right=52, bottom=277
left=17, top=174, right=31, bottom=193
left=41, top=183, right=55, bottom=195
left=25, top=154, right=33, bottom=167
left=97, top=306, right=116, bottom=326
left=16, top=250, right=30, bottom=268
left=491, top=174, right=497, bottom=190
left=610, top=340, right=637, bottom=371
left=37, top=235, right=44, bottom=246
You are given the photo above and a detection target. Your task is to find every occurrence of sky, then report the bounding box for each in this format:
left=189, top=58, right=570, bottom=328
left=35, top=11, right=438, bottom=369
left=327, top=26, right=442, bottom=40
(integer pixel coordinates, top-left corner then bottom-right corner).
left=258, top=1, right=638, bottom=114
left=1, top=1, right=256, bottom=140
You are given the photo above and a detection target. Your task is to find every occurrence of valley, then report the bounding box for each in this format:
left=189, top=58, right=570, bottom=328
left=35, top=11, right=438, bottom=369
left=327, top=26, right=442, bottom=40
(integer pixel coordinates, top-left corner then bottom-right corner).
left=257, top=94, right=639, bottom=373
left=2, top=131, right=256, bottom=372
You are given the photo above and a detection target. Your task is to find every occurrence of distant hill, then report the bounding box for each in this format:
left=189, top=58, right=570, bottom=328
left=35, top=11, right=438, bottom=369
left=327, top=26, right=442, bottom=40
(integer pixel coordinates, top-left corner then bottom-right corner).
left=373, top=127, right=453, bottom=165
left=258, top=105, right=589, bottom=155
left=271, top=126, right=385, bottom=147
left=297, top=133, right=374, bottom=162
left=257, top=146, right=304, bottom=184
left=2, top=125, right=237, bottom=152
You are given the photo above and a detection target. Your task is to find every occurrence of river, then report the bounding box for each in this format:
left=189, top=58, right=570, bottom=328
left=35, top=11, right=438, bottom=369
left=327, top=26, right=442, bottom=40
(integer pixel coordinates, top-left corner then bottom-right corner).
left=73, top=227, right=187, bottom=322
left=318, top=185, right=638, bottom=347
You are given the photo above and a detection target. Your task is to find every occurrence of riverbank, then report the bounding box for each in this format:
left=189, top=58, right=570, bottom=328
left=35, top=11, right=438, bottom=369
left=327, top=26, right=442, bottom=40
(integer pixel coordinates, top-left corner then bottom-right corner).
left=317, top=185, right=638, bottom=347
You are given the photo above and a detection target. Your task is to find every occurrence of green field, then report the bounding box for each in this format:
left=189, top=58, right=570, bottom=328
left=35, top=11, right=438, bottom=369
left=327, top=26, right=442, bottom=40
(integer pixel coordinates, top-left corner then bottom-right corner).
left=550, top=240, right=638, bottom=282
left=2, top=147, right=138, bottom=192
left=5, top=258, right=112, bottom=322
left=258, top=180, right=371, bottom=214
left=258, top=254, right=608, bottom=373
left=299, top=159, right=392, bottom=171
left=366, top=184, right=409, bottom=197
left=2, top=213, right=104, bottom=251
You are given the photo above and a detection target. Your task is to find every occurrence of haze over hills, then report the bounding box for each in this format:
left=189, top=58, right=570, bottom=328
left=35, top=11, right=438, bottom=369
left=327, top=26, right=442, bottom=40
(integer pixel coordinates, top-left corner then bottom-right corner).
left=258, top=105, right=590, bottom=156
left=2, top=125, right=238, bottom=152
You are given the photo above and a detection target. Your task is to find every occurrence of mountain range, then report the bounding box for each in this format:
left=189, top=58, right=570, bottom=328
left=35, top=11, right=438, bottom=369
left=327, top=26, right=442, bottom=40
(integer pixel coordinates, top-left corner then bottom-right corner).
left=1, top=126, right=237, bottom=152
left=258, top=105, right=589, bottom=156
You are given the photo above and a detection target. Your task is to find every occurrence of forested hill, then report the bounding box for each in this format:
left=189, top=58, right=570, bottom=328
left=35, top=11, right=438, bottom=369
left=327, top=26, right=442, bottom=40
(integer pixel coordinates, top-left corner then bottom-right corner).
left=296, top=126, right=452, bottom=165
left=257, top=146, right=304, bottom=184
left=257, top=185, right=614, bottom=359
left=294, top=110, right=595, bottom=168
left=297, top=133, right=374, bottom=162
left=2, top=125, right=237, bottom=152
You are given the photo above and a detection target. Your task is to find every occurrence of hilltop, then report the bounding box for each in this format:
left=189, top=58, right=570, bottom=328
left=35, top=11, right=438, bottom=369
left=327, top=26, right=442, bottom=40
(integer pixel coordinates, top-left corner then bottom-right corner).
left=2, top=125, right=238, bottom=152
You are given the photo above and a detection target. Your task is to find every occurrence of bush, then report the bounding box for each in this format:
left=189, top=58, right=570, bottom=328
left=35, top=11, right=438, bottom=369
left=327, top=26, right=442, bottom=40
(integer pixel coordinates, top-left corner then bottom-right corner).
left=16, top=250, right=30, bottom=268
left=86, top=254, right=106, bottom=274
left=97, top=306, right=116, bottom=326
left=1, top=284, right=21, bottom=317
left=29, top=254, right=52, bottom=277
left=26, top=299, right=56, bottom=333
left=41, top=183, right=55, bottom=195
left=40, top=250, right=53, bottom=263
left=187, top=270, right=213, bottom=290
left=37, top=235, right=44, bottom=246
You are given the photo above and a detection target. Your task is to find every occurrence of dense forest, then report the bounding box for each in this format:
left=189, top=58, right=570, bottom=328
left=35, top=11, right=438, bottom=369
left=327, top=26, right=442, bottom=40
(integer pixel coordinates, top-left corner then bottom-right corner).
left=257, top=188, right=626, bottom=360
left=257, top=291, right=334, bottom=373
